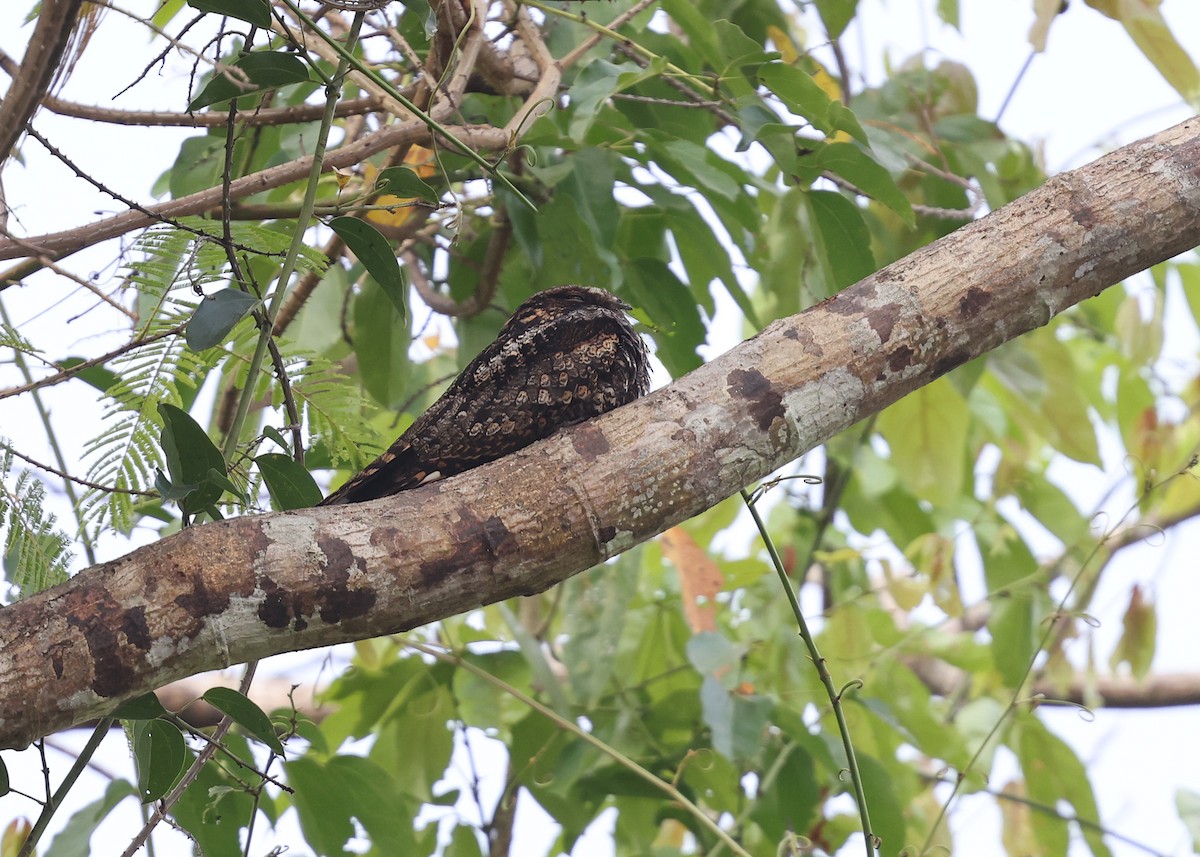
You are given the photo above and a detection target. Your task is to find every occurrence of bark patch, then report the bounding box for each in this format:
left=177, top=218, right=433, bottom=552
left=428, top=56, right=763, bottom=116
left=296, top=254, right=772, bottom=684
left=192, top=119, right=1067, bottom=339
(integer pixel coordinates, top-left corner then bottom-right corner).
left=571, top=421, right=611, bottom=460
left=62, top=582, right=138, bottom=698
left=726, top=368, right=785, bottom=433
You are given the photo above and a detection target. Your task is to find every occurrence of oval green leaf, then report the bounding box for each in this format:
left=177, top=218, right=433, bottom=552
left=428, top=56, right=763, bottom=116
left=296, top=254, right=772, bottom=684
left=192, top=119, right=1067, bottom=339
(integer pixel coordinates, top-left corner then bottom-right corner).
left=186, top=288, right=260, bottom=351
left=375, top=166, right=439, bottom=204
left=158, top=403, right=226, bottom=515
left=329, top=216, right=407, bottom=321
left=202, top=687, right=285, bottom=755
left=256, top=453, right=323, bottom=510
left=133, top=719, right=187, bottom=803
left=187, top=0, right=270, bottom=27
left=188, top=51, right=312, bottom=111
left=114, top=692, right=169, bottom=720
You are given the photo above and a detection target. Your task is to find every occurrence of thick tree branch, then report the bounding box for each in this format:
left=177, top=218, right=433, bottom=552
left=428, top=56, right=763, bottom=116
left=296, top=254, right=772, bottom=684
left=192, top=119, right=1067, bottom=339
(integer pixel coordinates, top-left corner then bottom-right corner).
left=1, top=118, right=1198, bottom=749
left=0, top=0, right=83, bottom=163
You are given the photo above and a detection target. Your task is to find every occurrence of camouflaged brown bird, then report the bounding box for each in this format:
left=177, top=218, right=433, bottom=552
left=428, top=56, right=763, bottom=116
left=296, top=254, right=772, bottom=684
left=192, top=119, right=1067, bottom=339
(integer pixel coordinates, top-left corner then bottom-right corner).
left=320, top=285, right=651, bottom=505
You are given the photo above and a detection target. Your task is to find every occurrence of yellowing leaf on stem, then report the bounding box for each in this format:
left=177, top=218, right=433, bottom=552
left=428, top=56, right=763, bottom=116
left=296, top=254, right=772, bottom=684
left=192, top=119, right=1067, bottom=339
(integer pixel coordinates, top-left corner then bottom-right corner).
left=1109, top=584, right=1157, bottom=680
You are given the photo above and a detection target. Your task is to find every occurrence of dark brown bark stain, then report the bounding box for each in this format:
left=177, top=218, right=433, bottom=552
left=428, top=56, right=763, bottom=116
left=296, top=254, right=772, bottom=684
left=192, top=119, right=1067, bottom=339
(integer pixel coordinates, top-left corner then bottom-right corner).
left=867, top=302, right=901, bottom=343
left=726, top=368, right=785, bottom=433
left=888, top=345, right=915, bottom=374
left=419, top=505, right=513, bottom=587
left=932, top=349, right=971, bottom=379
left=598, top=525, right=617, bottom=544
left=257, top=575, right=290, bottom=630
left=784, top=324, right=822, bottom=356
left=254, top=535, right=377, bottom=631
left=174, top=571, right=229, bottom=639
left=314, top=534, right=376, bottom=625
left=958, top=286, right=992, bottom=317
left=62, top=582, right=143, bottom=698
left=571, top=421, right=611, bottom=460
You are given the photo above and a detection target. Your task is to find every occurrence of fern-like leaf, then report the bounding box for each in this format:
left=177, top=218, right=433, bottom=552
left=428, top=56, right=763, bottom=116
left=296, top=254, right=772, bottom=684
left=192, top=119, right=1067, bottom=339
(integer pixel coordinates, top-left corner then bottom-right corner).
left=0, top=450, right=72, bottom=598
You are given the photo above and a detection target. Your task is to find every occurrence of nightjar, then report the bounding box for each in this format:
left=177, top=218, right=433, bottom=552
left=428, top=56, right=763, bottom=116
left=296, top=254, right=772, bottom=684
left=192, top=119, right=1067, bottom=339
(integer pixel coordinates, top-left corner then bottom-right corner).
left=320, top=285, right=650, bottom=505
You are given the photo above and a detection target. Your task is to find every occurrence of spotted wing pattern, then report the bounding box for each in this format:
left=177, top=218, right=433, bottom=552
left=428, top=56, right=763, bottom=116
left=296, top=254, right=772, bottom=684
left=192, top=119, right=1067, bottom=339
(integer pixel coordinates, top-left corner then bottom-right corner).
left=319, top=285, right=650, bottom=505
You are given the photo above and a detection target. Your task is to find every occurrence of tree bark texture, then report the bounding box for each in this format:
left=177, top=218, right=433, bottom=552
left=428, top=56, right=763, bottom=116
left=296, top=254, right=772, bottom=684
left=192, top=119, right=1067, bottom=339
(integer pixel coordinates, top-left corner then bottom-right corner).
left=1, top=118, right=1198, bottom=749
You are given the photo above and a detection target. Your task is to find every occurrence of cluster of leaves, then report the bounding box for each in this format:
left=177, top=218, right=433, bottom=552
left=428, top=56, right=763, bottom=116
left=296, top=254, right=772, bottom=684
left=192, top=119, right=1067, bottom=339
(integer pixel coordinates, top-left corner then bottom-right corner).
left=3, top=0, right=1200, bottom=855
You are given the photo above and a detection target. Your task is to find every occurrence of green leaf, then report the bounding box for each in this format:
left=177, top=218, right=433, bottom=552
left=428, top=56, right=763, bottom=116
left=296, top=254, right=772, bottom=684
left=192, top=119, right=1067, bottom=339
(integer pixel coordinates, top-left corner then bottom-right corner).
left=330, top=216, right=407, bottom=321
left=988, top=597, right=1035, bottom=689
left=1177, top=788, right=1200, bottom=852
left=167, top=136, right=225, bottom=199
left=202, top=686, right=286, bottom=755
left=375, top=166, right=439, bottom=204
left=186, top=0, right=270, bottom=27
left=158, top=403, right=226, bottom=516
left=171, top=738, right=257, bottom=855
left=55, top=358, right=119, bottom=392
left=876, top=378, right=968, bottom=507
left=855, top=752, right=908, bottom=855
left=132, top=720, right=187, bottom=803
left=813, top=141, right=914, bottom=223
left=44, top=779, right=138, bottom=857
left=113, top=692, right=168, bottom=720
left=188, top=51, right=312, bottom=111
left=807, top=189, right=875, bottom=292
left=186, top=288, right=259, bottom=351
left=814, top=0, right=860, bottom=38
left=256, top=453, right=323, bottom=510
left=353, top=278, right=412, bottom=407
left=758, top=62, right=867, bottom=143
left=288, top=755, right=419, bottom=854
left=698, top=675, right=774, bottom=763
left=562, top=559, right=638, bottom=706
left=624, top=258, right=704, bottom=376
left=1016, top=713, right=1113, bottom=857
left=444, top=825, right=485, bottom=857
left=750, top=744, right=818, bottom=842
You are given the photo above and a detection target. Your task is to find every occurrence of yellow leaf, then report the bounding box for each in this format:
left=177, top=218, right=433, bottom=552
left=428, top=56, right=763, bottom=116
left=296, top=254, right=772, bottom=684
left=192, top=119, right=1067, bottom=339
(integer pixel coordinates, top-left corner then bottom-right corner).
left=364, top=147, right=438, bottom=229
left=1087, top=0, right=1200, bottom=106
left=1108, top=584, right=1157, bottom=680
left=766, top=24, right=800, bottom=65
left=809, top=59, right=843, bottom=104
left=1029, top=0, right=1067, bottom=52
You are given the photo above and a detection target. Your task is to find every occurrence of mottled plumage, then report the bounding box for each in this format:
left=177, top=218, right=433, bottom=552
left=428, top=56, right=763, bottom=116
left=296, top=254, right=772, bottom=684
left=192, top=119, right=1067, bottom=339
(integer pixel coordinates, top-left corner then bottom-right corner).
left=320, top=286, right=650, bottom=505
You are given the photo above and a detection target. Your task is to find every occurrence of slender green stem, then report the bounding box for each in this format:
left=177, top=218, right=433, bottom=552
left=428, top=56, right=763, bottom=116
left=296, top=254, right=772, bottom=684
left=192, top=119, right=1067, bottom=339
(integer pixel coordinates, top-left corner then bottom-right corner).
left=220, top=12, right=366, bottom=461
left=740, top=487, right=876, bottom=857
left=17, top=718, right=113, bottom=857
left=408, top=640, right=754, bottom=857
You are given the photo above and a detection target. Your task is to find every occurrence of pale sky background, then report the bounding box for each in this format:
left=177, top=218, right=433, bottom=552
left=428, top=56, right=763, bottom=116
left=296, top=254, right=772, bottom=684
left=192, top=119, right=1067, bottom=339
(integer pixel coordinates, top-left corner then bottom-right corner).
left=1, top=1, right=1199, bottom=856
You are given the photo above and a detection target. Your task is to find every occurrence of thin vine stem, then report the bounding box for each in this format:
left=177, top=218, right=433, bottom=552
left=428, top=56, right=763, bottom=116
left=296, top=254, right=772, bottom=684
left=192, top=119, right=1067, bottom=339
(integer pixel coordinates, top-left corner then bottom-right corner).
left=220, top=12, right=366, bottom=461
left=740, top=486, right=877, bottom=857
left=921, top=461, right=1197, bottom=852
